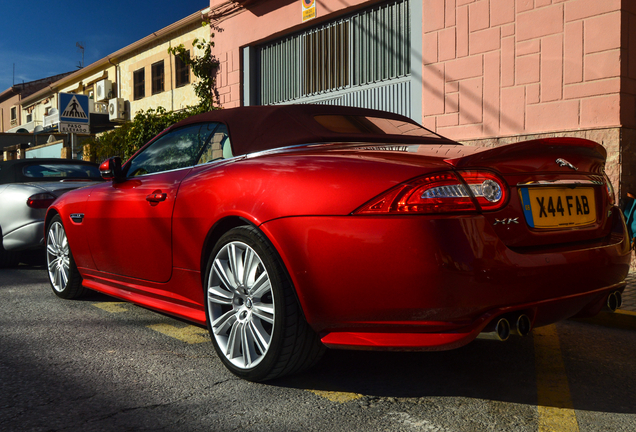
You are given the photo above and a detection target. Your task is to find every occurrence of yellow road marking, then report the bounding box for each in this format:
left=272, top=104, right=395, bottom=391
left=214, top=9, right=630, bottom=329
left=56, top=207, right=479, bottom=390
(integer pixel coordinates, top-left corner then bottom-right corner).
left=617, top=309, right=636, bottom=317
left=534, top=325, right=579, bottom=432
left=93, top=302, right=128, bottom=313
left=147, top=323, right=209, bottom=344
left=308, top=390, right=363, bottom=403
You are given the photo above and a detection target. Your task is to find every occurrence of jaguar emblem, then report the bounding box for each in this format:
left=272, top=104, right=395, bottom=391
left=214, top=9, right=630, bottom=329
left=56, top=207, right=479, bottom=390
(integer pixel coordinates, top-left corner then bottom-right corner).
left=556, top=158, right=578, bottom=171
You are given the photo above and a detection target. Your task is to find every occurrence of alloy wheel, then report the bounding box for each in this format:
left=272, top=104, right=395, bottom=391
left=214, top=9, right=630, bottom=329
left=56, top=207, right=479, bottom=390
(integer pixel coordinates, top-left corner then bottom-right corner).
left=47, top=221, right=70, bottom=292
left=207, top=241, right=275, bottom=369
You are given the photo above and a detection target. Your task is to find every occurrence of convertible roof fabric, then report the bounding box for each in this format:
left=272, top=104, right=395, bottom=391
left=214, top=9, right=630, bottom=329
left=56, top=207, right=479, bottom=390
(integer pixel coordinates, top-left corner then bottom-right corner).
left=166, top=105, right=454, bottom=156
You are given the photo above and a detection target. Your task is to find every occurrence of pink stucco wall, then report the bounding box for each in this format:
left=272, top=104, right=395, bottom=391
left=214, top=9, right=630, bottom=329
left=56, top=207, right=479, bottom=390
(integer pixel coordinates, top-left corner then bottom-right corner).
left=210, top=0, right=635, bottom=141
left=422, top=0, right=633, bottom=141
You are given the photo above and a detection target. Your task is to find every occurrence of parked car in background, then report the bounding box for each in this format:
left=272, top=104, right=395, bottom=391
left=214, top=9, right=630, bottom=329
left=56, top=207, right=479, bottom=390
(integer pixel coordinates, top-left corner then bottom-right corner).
left=0, top=158, right=102, bottom=267
left=44, top=105, right=630, bottom=381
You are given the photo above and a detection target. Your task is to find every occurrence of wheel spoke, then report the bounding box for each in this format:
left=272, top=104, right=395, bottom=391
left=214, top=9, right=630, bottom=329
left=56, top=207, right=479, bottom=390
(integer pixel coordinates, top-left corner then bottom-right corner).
left=46, top=244, right=57, bottom=256
left=252, top=302, right=274, bottom=324
left=60, top=264, right=69, bottom=287
left=214, top=259, right=239, bottom=293
left=226, top=321, right=242, bottom=359
left=249, top=272, right=270, bottom=298
left=248, top=320, right=269, bottom=353
left=48, top=257, right=58, bottom=272
left=228, top=244, right=243, bottom=287
left=208, top=285, right=233, bottom=305
left=241, top=323, right=254, bottom=367
left=211, top=309, right=237, bottom=335
left=55, top=266, right=62, bottom=290
left=242, top=248, right=257, bottom=286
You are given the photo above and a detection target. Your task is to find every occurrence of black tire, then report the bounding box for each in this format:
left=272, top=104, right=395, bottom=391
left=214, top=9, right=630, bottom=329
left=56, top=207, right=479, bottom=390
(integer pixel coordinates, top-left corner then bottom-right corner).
left=204, top=225, right=325, bottom=381
left=46, top=215, right=86, bottom=299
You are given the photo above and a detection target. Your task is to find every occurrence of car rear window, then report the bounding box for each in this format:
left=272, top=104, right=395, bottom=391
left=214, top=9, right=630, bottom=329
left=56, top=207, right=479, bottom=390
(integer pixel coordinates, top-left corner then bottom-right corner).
left=22, top=164, right=101, bottom=180
left=314, top=115, right=441, bottom=138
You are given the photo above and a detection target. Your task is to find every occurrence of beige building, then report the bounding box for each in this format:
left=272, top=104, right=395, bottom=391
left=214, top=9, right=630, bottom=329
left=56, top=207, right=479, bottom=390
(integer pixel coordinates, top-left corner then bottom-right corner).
left=16, top=7, right=210, bottom=141
left=0, top=73, right=72, bottom=133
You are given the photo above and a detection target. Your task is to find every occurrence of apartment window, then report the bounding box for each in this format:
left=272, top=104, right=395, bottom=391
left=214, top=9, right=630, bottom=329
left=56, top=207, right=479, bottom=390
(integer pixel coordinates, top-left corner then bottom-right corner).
left=151, top=61, right=165, bottom=95
left=10, top=107, right=17, bottom=121
left=133, top=68, right=145, bottom=100
left=175, top=51, right=190, bottom=88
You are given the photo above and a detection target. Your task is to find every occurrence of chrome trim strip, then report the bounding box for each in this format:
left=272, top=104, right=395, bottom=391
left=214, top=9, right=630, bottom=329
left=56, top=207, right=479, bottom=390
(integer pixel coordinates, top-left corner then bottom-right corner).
left=516, top=180, right=604, bottom=187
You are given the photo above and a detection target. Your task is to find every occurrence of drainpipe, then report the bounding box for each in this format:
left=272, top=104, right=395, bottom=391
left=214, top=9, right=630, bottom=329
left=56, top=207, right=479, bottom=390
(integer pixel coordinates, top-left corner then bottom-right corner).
left=108, top=58, right=121, bottom=99
left=169, top=41, right=174, bottom=111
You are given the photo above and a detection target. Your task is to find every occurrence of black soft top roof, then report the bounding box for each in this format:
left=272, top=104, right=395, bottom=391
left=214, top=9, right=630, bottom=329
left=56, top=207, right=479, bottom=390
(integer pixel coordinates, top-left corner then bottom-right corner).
left=0, top=158, right=98, bottom=184
left=165, top=105, right=455, bottom=156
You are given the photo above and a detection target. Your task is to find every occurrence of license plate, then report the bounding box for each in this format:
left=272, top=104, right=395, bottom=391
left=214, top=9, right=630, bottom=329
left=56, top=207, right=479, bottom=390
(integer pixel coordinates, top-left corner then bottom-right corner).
left=519, top=187, right=596, bottom=228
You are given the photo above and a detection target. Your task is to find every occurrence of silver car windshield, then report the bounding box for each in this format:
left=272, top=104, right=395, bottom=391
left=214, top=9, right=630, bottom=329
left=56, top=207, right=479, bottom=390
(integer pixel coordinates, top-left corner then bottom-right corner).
left=22, top=164, right=101, bottom=179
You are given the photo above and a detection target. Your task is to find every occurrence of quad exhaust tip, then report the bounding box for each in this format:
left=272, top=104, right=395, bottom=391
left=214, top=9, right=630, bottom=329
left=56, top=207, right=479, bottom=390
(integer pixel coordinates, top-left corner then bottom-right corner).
left=513, top=314, right=532, bottom=337
left=477, top=317, right=510, bottom=342
left=477, top=314, right=532, bottom=341
left=606, top=291, right=623, bottom=312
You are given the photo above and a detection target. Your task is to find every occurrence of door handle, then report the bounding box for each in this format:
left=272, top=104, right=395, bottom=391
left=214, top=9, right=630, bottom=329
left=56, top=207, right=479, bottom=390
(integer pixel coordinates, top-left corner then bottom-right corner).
left=146, top=192, right=167, bottom=203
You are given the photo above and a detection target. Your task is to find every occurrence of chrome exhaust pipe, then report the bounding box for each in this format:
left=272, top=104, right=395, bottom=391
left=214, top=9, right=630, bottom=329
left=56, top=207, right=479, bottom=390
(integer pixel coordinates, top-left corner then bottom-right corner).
left=477, top=318, right=510, bottom=341
left=606, top=291, right=623, bottom=312
left=512, top=314, right=532, bottom=337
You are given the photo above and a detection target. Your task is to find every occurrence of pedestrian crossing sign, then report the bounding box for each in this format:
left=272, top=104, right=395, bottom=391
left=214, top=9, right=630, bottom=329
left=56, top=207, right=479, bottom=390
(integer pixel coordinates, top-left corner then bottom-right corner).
left=59, top=93, right=89, bottom=124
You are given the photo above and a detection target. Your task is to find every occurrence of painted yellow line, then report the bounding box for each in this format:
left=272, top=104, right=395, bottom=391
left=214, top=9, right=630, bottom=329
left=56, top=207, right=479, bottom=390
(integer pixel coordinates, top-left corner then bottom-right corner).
left=93, top=302, right=128, bottom=313
left=308, top=390, right=363, bottom=403
left=147, top=323, right=209, bottom=344
left=534, top=325, right=579, bottom=432
left=616, top=309, right=636, bottom=317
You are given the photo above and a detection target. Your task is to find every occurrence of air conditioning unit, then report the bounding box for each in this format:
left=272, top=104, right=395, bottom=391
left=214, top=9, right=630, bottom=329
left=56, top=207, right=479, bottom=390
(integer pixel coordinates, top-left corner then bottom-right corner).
left=108, top=98, right=125, bottom=121
left=95, top=79, right=112, bottom=102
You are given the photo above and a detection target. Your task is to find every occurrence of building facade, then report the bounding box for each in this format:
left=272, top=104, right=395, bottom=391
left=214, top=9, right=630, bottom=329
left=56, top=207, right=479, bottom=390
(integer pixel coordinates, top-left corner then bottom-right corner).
left=0, top=73, right=73, bottom=133
left=14, top=7, right=210, bottom=152
left=208, top=0, right=635, bottom=202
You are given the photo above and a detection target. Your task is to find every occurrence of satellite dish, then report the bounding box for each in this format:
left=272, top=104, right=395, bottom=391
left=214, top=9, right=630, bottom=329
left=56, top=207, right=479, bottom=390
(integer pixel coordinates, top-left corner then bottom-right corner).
left=48, top=108, right=58, bottom=116
left=16, top=128, right=29, bottom=133
left=34, top=125, right=44, bottom=133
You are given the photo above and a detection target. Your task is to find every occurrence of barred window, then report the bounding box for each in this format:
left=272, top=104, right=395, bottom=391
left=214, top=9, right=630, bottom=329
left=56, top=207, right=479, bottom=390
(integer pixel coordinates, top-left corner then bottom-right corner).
left=258, top=0, right=410, bottom=105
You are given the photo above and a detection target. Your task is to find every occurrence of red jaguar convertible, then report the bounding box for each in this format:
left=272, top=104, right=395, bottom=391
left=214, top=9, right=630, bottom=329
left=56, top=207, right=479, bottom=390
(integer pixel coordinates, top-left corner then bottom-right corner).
left=45, top=105, right=630, bottom=381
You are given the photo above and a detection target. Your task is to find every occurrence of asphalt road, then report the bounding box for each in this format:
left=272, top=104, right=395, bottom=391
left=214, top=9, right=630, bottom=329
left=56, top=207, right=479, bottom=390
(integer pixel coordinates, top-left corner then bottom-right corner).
left=1, top=263, right=636, bottom=432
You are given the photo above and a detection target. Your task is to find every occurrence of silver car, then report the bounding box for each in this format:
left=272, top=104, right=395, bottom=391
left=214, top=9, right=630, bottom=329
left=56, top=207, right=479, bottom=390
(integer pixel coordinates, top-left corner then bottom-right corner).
left=0, top=158, right=102, bottom=267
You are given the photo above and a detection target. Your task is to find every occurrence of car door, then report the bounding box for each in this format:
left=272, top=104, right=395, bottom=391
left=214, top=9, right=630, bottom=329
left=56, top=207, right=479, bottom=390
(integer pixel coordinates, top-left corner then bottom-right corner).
left=85, top=122, right=218, bottom=283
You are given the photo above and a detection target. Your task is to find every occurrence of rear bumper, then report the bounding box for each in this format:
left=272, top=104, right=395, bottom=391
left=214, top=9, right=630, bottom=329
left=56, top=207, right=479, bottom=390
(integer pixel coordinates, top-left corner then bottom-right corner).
left=262, top=211, right=630, bottom=350
left=319, top=282, right=625, bottom=350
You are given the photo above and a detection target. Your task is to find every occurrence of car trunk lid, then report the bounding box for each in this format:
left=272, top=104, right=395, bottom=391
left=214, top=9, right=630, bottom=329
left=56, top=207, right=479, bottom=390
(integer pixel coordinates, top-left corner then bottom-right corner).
left=443, top=138, right=614, bottom=248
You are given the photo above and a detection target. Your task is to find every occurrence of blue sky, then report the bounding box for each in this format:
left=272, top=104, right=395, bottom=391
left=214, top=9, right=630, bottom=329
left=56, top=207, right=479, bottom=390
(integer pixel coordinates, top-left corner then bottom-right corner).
left=0, top=0, right=209, bottom=91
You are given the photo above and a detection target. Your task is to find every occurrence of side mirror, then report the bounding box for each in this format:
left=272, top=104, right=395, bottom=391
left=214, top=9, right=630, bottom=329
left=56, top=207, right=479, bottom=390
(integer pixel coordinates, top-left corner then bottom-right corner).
left=99, top=157, right=123, bottom=182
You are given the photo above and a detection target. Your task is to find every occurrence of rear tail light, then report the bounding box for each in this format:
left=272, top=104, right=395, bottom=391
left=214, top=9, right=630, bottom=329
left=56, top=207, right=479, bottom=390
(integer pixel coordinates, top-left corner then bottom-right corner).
left=354, top=170, right=507, bottom=215
left=27, top=192, right=57, bottom=209
left=460, top=171, right=507, bottom=211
